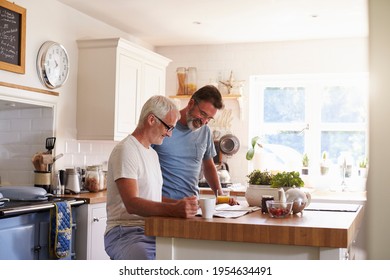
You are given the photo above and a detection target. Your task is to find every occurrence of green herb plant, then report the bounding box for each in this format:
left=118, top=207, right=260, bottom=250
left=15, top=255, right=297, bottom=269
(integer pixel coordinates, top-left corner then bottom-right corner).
left=247, top=169, right=273, bottom=185
left=270, top=171, right=304, bottom=188
left=359, top=157, right=368, bottom=168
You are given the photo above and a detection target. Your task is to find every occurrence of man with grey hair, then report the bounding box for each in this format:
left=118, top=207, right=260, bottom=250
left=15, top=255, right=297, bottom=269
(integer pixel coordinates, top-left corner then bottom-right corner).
left=104, top=95, right=198, bottom=260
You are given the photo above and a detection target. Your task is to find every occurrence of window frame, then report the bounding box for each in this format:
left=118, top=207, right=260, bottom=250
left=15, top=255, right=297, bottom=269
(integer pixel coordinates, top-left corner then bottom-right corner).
left=249, top=72, right=369, bottom=176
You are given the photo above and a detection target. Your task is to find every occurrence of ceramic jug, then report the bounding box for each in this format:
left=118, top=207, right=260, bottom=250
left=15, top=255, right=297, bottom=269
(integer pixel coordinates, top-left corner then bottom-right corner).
left=285, top=188, right=311, bottom=214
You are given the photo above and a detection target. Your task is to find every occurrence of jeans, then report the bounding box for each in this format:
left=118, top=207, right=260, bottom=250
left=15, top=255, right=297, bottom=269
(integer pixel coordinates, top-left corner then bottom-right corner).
left=104, top=226, right=156, bottom=260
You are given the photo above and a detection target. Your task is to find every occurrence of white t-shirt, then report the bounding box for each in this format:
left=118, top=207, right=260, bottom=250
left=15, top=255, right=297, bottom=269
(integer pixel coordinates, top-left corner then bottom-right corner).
left=105, top=135, right=162, bottom=234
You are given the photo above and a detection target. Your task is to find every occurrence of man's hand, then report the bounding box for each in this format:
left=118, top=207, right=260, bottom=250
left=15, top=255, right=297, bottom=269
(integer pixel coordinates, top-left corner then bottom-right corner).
left=228, top=196, right=239, bottom=206
left=175, top=196, right=199, bottom=218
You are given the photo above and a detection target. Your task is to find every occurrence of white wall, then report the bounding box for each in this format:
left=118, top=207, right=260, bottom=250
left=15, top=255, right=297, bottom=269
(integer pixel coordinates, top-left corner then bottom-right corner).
left=367, top=0, right=390, bottom=260
left=157, top=38, right=368, bottom=184
left=0, top=0, right=148, bottom=179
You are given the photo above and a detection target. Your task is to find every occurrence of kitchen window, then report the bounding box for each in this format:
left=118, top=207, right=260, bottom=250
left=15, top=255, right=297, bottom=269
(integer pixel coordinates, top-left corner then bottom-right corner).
left=249, top=73, right=368, bottom=189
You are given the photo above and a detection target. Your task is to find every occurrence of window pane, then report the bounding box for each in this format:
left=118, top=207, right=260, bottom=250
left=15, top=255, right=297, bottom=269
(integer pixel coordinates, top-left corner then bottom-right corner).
left=321, top=131, right=366, bottom=163
left=321, top=86, right=366, bottom=123
left=264, top=87, right=305, bottom=123
left=265, top=132, right=304, bottom=154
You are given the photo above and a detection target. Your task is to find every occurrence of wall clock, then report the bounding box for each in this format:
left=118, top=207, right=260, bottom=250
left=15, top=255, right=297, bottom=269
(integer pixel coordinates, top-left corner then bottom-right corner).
left=36, top=41, right=70, bottom=89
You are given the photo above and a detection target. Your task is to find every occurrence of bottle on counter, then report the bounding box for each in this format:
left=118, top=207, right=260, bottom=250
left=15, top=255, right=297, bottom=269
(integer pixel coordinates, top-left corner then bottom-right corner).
left=51, top=172, right=61, bottom=195
left=59, top=169, right=66, bottom=195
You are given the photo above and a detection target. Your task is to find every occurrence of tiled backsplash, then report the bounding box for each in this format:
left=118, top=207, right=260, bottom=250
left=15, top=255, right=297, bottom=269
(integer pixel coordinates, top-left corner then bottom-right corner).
left=61, top=139, right=116, bottom=171
left=0, top=106, right=53, bottom=185
left=0, top=106, right=116, bottom=185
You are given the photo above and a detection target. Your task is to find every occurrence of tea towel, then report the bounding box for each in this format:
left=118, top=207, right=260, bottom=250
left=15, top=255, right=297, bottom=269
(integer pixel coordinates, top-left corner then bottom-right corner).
left=49, top=201, right=72, bottom=259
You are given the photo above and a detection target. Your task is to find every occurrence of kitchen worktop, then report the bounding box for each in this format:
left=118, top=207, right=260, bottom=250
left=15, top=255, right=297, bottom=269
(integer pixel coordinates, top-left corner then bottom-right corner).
left=145, top=202, right=365, bottom=259
left=145, top=203, right=364, bottom=248
left=200, top=186, right=366, bottom=203
left=60, top=190, right=107, bottom=204
left=60, top=186, right=366, bottom=205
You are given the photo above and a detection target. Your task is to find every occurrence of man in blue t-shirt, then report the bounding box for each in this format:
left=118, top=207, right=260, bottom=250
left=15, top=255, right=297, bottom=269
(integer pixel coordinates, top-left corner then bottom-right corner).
left=153, top=85, right=226, bottom=200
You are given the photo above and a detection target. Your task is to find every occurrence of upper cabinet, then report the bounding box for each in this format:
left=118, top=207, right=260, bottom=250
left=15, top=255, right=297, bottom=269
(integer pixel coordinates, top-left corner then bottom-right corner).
left=76, top=38, right=171, bottom=141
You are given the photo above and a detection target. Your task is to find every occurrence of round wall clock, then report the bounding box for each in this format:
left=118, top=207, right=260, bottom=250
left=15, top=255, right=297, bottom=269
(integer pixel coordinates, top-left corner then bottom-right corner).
left=36, top=41, right=70, bottom=89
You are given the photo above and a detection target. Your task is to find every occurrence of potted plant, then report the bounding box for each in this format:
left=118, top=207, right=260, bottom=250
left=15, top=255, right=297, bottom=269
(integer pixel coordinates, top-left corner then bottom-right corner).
left=358, top=157, right=368, bottom=177
left=245, top=169, right=278, bottom=206
left=270, top=171, right=304, bottom=189
left=302, top=153, right=309, bottom=175
left=246, top=169, right=273, bottom=185
left=320, top=151, right=330, bottom=175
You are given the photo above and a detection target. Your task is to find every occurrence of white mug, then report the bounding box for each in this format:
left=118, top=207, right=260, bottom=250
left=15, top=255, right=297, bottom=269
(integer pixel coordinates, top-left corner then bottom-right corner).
left=199, top=197, right=216, bottom=219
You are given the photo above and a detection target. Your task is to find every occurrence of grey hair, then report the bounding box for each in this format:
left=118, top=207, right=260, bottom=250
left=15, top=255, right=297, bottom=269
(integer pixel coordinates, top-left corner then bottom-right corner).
left=137, top=95, right=180, bottom=128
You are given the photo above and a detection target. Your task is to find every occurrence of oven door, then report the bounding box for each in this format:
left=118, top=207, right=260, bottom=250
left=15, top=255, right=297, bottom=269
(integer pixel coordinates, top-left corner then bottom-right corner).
left=0, top=200, right=83, bottom=260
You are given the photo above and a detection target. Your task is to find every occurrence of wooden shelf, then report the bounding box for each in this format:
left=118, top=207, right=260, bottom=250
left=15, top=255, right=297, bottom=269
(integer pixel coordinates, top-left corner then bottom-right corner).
left=169, top=94, right=241, bottom=99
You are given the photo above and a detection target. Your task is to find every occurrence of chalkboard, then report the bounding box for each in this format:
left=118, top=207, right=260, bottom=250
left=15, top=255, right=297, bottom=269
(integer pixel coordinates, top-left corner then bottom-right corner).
left=0, top=0, right=26, bottom=74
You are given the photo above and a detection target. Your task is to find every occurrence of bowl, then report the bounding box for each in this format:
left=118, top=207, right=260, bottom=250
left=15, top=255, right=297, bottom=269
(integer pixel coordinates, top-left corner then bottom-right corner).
left=266, top=200, right=293, bottom=218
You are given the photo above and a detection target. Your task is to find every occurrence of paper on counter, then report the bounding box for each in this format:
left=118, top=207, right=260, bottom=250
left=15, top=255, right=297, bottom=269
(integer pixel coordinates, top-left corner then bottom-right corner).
left=197, top=204, right=261, bottom=219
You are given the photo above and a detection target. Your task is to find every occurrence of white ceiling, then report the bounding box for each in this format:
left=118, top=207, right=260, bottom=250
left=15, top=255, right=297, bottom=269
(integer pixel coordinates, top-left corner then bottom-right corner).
left=58, top=0, right=368, bottom=47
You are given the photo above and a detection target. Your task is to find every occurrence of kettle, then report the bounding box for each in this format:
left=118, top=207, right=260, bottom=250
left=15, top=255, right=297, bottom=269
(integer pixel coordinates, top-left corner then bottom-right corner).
left=218, top=169, right=231, bottom=183
left=65, top=168, right=81, bottom=194
left=217, top=163, right=231, bottom=183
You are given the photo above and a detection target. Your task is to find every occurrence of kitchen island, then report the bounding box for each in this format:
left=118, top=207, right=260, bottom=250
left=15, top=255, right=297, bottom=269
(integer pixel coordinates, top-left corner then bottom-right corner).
left=145, top=202, right=364, bottom=260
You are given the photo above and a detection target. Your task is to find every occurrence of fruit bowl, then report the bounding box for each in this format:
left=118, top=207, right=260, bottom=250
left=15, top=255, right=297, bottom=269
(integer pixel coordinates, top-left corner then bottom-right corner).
left=266, top=201, right=293, bottom=218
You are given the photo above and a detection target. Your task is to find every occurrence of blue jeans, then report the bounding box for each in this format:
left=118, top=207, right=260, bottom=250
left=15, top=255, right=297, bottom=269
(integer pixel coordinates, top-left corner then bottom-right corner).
left=104, top=226, right=156, bottom=260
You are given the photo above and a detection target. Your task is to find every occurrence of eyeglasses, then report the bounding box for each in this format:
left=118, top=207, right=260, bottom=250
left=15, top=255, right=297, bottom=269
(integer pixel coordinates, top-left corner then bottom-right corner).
left=154, top=115, right=175, bottom=132
left=194, top=100, right=214, bottom=121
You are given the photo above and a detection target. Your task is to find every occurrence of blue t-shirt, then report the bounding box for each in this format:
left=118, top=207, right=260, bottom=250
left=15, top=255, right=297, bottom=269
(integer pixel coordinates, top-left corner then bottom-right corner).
left=153, top=122, right=216, bottom=199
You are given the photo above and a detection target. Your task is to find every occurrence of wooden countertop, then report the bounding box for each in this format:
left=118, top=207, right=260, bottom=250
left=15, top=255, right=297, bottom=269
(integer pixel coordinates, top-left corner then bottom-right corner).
left=60, top=190, right=107, bottom=204
left=200, top=186, right=367, bottom=202
left=200, top=188, right=245, bottom=197
left=145, top=204, right=364, bottom=248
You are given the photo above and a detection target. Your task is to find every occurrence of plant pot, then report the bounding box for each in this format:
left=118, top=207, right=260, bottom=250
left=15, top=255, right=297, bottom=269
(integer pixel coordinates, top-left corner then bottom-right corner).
left=301, top=168, right=309, bottom=175
left=320, top=166, right=329, bottom=175
left=245, top=184, right=279, bottom=206
left=358, top=167, right=367, bottom=178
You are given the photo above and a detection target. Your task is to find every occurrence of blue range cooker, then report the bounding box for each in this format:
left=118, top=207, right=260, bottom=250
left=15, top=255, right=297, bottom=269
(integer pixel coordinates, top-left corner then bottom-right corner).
left=0, top=187, right=85, bottom=260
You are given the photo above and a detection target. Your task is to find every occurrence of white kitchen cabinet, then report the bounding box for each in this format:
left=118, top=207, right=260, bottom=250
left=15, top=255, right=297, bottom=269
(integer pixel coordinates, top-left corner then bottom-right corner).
left=75, top=202, right=110, bottom=260
left=76, top=38, right=171, bottom=141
